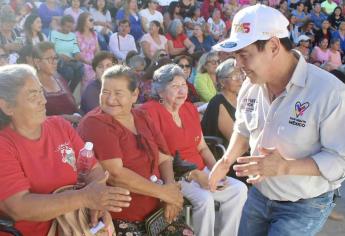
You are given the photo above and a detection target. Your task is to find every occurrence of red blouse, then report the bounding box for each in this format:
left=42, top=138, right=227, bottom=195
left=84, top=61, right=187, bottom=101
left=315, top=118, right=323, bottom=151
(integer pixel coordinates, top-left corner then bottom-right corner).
left=166, top=33, right=187, bottom=49
left=141, top=101, right=206, bottom=170
left=77, top=107, right=170, bottom=221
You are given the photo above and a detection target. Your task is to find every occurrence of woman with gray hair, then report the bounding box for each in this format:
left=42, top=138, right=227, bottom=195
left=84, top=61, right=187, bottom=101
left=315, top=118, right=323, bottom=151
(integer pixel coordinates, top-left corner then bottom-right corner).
left=166, top=19, right=195, bottom=56
left=0, top=64, right=131, bottom=236
left=142, top=63, right=247, bottom=236
left=201, top=58, right=245, bottom=159
left=77, top=64, right=189, bottom=235
left=194, top=51, right=220, bottom=102
left=0, top=5, right=23, bottom=59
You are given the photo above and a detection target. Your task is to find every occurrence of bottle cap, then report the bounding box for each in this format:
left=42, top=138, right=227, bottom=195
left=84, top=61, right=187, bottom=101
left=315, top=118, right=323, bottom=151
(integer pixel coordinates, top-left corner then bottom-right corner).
left=150, top=175, right=158, bottom=183
left=65, top=149, right=73, bottom=155
left=85, top=142, right=93, bottom=151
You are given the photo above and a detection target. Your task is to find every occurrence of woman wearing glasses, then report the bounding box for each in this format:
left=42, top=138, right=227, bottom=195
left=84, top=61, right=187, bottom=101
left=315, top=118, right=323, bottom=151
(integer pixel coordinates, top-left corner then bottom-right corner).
left=190, top=24, right=215, bottom=53
left=141, top=64, right=247, bottom=236
left=76, top=12, right=100, bottom=92
left=201, top=59, right=244, bottom=160
left=174, top=55, right=200, bottom=103
left=194, top=51, right=220, bottom=102
left=32, top=42, right=80, bottom=124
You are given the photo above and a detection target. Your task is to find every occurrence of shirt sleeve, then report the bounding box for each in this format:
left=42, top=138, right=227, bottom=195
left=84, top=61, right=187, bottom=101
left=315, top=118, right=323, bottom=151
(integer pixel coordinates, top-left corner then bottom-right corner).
left=0, top=137, right=30, bottom=201
left=78, top=117, right=124, bottom=161
left=311, top=90, right=345, bottom=183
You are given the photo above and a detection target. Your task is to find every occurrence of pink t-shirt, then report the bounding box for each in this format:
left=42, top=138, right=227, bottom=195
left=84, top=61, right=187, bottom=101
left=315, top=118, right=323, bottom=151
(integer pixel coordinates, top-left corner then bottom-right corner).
left=140, top=33, right=167, bottom=56
left=329, top=50, right=342, bottom=69
left=313, top=47, right=331, bottom=64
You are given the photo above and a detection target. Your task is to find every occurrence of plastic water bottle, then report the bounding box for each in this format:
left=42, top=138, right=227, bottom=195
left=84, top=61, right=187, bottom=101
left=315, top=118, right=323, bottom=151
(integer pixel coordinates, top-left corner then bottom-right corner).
left=150, top=175, right=164, bottom=185
left=75, top=142, right=95, bottom=189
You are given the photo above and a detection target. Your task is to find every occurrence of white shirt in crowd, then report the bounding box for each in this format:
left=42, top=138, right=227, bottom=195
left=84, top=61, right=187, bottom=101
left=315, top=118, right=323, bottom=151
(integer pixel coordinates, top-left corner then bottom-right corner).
left=156, top=0, right=178, bottom=7
left=207, top=18, right=226, bottom=37
left=235, top=52, right=345, bottom=201
left=109, top=32, right=137, bottom=61
left=139, top=8, right=163, bottom=30
left=90, top=7, right=112, bottom=33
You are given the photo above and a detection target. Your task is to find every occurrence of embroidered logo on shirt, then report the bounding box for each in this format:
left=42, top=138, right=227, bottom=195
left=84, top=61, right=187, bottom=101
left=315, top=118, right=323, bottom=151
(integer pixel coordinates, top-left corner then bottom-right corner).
left=295, top=101, right=310, bottom=118
left=56, top=143, right=77, bottom=171
left=288, top=101, right=310, bottom=128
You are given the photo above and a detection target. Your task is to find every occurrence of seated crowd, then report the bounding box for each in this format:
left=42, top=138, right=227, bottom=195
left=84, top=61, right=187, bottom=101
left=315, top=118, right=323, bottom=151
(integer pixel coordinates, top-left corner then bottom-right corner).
left=1, top=0, right=345, bottom=235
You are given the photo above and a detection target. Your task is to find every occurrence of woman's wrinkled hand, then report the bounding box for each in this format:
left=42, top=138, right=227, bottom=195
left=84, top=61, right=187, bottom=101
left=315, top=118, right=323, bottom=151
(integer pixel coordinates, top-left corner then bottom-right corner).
left=82, top=172, right=132, bottom=213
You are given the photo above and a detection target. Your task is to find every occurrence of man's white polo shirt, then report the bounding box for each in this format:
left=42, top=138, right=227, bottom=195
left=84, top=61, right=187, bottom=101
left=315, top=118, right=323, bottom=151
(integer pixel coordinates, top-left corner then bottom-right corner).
left=235, top=52, right=345, bottom=201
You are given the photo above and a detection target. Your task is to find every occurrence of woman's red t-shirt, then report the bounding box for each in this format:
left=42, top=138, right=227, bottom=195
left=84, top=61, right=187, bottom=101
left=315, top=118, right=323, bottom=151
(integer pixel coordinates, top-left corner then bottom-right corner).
left=141, top=101, right=206, bottom=170
left=77, top=107, right=170, bottom=222
left=166, top=33, right=187, bottom=49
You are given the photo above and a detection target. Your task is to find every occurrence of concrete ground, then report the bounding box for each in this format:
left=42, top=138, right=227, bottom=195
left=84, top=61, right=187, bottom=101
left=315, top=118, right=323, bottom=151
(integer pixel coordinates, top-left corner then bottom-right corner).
left=318, top=185, right=345, bottom=236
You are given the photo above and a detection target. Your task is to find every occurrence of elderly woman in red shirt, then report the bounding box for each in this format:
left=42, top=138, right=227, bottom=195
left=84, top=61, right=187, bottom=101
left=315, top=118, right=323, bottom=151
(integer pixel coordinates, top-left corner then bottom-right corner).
left=77, top=65, right=185, bottom=235
left=141, top=64, right=247, bottom=236
left=0, top=64, right=131, bottom=236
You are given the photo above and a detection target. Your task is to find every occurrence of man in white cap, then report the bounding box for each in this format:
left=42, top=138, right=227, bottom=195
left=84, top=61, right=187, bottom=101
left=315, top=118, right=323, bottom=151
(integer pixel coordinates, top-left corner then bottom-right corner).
left=209, top=4, right=345, bottom=236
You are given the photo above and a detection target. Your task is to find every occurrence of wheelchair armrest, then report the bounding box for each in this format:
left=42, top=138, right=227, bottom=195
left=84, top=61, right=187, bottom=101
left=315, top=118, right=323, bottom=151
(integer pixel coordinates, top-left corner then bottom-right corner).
left=204, top=136, right=223, bottom=146
left=0, top=217, right=14, bottom=228
left=0, top=217, right=22, bottom=236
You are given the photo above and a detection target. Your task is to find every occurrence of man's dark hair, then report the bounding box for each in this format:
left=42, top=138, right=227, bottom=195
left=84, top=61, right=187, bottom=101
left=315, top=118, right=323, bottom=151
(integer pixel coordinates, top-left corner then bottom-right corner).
left=119, top=19, right=130, bottom=26
left=60, top=15, right=75, bottom=26
left=254, top=37, right=293, bottom=52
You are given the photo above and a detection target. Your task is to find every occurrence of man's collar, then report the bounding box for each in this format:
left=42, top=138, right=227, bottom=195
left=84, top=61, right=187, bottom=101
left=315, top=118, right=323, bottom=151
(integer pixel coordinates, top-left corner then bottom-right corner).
left=286, top=50, right=308, bottom=91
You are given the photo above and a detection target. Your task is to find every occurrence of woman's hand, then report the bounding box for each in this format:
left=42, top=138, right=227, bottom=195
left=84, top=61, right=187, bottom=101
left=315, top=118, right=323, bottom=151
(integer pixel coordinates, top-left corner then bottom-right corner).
left=163, top=203, right=181, bottom=224
left=81, top=173, right=132, bottom=212
left=192, top=170, right=210, bottom=189
left=160, top=183, right=183, bottom=209
left=89, top=210, right=112, bottom=227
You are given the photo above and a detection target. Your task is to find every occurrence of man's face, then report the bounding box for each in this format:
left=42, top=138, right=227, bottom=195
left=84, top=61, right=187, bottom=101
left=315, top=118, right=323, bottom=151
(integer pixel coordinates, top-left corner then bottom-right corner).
left=61, top=22, right=74, bottom=34
left=314, top=4, right=321, bottom=13
left=297, top=3, right=304, bottom=12
left=234, top=42, right=274, bottom=85
left=119, top=23, right=130, bottom=34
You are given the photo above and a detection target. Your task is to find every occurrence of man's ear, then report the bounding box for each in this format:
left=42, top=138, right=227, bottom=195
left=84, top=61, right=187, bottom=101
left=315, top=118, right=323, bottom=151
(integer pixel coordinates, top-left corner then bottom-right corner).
left=269, top=37, right=281, bottom=57
left=0, top=99, right=14, bottom=117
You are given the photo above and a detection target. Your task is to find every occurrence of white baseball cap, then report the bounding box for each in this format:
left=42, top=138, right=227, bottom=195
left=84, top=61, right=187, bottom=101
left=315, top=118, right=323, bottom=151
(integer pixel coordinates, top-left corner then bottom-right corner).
left=297, top=35, right=310, bottom=43
left=213, top=4, right=290, bottom=52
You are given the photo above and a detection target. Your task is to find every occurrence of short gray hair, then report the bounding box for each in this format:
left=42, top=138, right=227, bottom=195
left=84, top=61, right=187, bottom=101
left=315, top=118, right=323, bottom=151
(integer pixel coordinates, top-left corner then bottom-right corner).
left=0, top=64, right=37, bottom=129
left=102, top=64, right=137, bottom=92
left=167, top=19, right=183, bottom=39
left=216, top=58, right=236, bottom=80
left=216, top=58, right=236, bottom=90
left=197, top=51, right=219, bottom=73
left=151, top=64, right=185, bottom=99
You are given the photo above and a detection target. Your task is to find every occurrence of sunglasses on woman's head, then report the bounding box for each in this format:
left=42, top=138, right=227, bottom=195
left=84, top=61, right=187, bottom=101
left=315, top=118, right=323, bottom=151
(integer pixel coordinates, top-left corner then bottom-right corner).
left=159, top=53, right=168, bottom=58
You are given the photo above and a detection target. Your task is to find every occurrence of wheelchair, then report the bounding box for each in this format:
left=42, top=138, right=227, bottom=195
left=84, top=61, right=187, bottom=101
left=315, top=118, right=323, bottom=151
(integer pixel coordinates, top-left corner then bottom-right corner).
left=0, top=217, right=22, bottom=236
